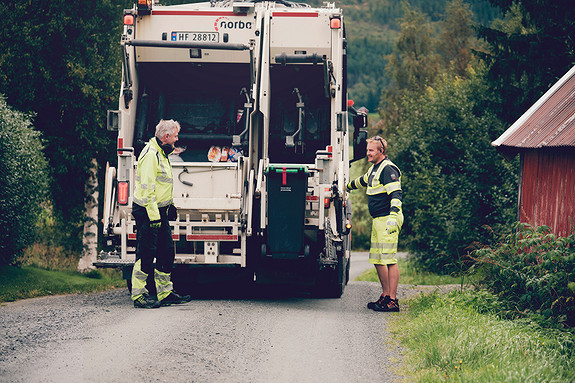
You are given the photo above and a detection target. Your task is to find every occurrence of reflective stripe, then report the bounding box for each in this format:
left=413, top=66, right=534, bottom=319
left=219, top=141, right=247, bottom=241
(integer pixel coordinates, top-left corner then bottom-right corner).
left=370, top=242, right=398, bottom=250
left=366, top=184, right=385, bottom=195
left=131, top=259, right=149, bottom=300
left=133, top=195, right=156, bottom=205
left=391, top=198, right=402, bottom=208
left=139, top=183, right=155, bottom=190
left=155, top=269, right=173, bottom=301
left=348, top=165, right=372, bottom=190
left=384, top=181, right=401, bottom=194
left=156, top=175, right=173, bottom=184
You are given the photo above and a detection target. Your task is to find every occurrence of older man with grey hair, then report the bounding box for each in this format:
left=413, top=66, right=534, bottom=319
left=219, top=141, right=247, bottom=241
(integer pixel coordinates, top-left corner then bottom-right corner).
left=131, top=119, right=191, bottom=308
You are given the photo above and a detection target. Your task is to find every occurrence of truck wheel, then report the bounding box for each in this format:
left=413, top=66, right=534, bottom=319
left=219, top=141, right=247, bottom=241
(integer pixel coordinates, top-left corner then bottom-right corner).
left=315, top=260, right=345, bottom=298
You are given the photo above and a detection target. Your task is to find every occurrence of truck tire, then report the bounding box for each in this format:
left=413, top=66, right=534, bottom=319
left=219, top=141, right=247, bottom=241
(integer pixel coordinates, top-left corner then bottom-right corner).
left=315, top=260, right=345, bottom=298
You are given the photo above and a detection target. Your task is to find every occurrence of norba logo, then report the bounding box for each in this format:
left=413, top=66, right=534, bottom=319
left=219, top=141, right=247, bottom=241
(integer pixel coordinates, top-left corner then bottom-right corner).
left=214, top=16, right=253, bottom=31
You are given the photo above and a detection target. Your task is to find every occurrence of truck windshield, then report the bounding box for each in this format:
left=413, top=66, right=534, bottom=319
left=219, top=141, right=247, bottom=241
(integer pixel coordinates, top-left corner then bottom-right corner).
left=134, top=62, right=251, bottom=162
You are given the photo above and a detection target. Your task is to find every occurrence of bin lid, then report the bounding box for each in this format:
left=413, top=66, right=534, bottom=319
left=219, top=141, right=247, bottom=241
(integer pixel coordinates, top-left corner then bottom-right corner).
left=265, top=165, right=308, bottom=174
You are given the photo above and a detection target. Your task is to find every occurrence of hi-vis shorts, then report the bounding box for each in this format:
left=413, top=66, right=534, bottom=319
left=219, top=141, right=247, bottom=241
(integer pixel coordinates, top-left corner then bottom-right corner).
left=369, top=213, right=403, bottom=265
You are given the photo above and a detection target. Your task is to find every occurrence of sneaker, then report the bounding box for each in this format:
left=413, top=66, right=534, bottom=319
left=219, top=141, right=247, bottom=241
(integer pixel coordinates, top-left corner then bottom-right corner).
left=134, top=293, right=161, bottom=309
left=367, top=294, right=390, bottom=310
left=160, top=291, right=192, bottom=306
left=373, top=297, right=400, bottom=312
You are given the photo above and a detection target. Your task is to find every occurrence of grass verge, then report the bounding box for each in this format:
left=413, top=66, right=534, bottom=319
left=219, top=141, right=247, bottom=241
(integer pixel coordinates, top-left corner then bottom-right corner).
left=390, top=290, right=575, bottom=382
left=0, top=265, right=124, bottom=303
left=356, top=258, right=466, bottom=285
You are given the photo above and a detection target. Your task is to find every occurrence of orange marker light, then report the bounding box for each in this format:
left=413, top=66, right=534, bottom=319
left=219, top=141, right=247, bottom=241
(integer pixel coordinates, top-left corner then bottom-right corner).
left=330, top=18, right=341, bottom=29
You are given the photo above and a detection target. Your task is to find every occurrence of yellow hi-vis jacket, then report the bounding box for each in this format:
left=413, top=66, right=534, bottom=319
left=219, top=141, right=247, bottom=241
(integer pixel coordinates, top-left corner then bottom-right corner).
left=133, top=137, right=174, bottom=222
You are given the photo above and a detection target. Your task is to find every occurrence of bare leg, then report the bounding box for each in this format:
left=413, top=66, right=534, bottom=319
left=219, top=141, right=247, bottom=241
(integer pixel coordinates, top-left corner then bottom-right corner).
left=375, top=263, right=400, bottom=299
left=375, top=264, right=389, bottom=297
left=387, top=263, right=399, bottom=300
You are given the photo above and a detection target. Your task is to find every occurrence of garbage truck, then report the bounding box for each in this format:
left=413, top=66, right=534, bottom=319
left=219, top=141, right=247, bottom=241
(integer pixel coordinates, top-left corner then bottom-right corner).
left=96, top=0, right=369, bottom=297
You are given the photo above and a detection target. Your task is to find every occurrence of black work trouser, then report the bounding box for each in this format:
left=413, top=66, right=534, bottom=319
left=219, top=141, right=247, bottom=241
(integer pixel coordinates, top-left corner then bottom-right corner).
left=132, top=203, right=175, bottom=293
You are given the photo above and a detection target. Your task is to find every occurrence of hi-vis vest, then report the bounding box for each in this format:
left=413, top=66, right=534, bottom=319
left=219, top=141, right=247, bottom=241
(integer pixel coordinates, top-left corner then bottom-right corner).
left=347, top=158, right=402, bottom=217
left=365, top=158, right=401, bottom=197
left=133, top=138, right=173, bottom=222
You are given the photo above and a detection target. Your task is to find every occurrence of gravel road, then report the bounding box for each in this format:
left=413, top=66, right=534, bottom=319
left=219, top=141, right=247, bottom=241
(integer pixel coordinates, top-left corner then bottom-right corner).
left=0, top=252, right=437, bottom=383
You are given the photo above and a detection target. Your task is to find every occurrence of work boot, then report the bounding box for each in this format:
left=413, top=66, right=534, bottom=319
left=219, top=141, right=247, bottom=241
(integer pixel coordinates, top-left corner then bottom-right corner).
left=133, top=293, right=161, bottom=309
left=160, top=291, right=192, bottom=306
left=373, top=297, right=400, bottom=312
left=367, top=294, right=390, bottom=310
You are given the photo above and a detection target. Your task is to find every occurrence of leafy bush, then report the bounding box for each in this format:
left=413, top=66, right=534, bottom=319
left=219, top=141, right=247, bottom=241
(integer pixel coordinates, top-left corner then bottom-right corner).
left=392, top=69, right=518, bottom=274
left=0, top=95, right=50, bottom=265
left=470, top=222, right=575, bottom=328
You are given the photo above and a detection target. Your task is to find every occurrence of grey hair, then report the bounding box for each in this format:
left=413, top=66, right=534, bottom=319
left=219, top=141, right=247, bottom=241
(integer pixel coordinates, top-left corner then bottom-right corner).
left=155, top=119, right=181, bottom=139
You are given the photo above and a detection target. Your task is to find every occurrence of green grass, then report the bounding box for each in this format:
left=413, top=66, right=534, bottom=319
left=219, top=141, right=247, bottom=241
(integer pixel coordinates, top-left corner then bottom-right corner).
left=390, top=291, right=575, bottom=382
left=356, top=258, right=466, bottom=285
left=0, top=265, right=124, bottom=303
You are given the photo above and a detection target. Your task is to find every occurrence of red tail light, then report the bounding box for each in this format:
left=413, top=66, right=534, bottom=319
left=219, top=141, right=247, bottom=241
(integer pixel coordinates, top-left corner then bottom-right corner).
left=118, top=182, right=129, bottom=205
left=124, top=14, right=134, bottom=25
left=324, top=187, right=331, bottom=208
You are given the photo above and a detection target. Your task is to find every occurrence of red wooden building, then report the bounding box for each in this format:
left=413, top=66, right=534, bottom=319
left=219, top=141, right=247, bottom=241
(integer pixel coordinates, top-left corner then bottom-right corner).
left=492, top=65, right=575, bottom=237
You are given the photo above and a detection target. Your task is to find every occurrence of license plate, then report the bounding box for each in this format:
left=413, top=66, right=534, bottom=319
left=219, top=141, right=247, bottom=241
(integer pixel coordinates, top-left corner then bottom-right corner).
left=171, top=32, right=219, bottom=43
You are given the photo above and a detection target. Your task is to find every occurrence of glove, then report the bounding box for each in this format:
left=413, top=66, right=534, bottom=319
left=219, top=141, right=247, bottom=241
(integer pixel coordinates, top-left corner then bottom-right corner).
left=168, top=204, right=177, bottom=221
left=150, top=221, right=161, bottom=229
left=386, top=215, right=399, bottom=234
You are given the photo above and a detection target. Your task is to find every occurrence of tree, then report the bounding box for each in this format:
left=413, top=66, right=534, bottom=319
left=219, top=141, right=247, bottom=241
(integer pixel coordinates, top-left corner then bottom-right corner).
left=477, top=0, right=575, bottom=124
left=0, top=96, right=50, bottom=265
left=377, top=3, right=441, bottom=139
left=438, top=0, right=475, bottom=78
left=0, top=0, right=131, bottom=252
left=392, top=68, right=518, bottom=273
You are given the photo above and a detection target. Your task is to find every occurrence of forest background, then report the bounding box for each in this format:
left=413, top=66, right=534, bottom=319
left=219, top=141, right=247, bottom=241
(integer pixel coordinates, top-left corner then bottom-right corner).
left=0, top=0, right=573, bottom=294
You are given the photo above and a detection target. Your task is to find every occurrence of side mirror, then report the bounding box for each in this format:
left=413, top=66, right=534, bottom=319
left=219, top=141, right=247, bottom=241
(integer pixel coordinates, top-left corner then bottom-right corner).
left=349, top=106, right=368, bottom=164
left=351, top=130, right=367, bottom=163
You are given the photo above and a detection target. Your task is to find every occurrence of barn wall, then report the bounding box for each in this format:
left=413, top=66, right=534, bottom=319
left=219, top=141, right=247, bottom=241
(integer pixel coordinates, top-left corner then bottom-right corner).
left=520, top=149, right=575, bottom=237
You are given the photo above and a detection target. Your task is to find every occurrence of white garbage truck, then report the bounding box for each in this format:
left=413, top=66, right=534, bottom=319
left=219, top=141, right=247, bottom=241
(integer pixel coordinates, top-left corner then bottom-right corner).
left=96, top=0, right=368, bottom=297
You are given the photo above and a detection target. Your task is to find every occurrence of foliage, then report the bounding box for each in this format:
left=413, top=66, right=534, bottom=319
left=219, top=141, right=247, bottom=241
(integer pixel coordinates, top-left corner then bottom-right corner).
left=0, top=95, right=50, bottom=265
left=377, top=3, right=441, bottom=138
left=0, top=265, right=124, bottom=303
left=348, top=156, right=372, bottom=250
left=392, top=68, right=518, bottom=273
left=477, top=0, right=575, bottom=125
left=0, top=0, right=131, bottom=250
left=392, top=290, right=575, bottom=382
left=438, top=0, right=475, bottom=77
left=16, top=201, right=83, bottom=271
left=469, top=223, right=575, bottom=328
